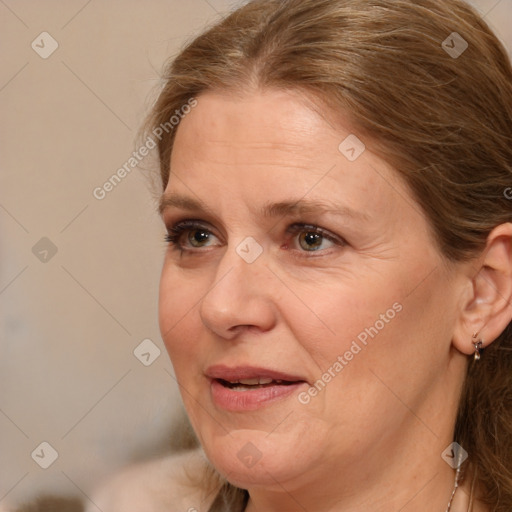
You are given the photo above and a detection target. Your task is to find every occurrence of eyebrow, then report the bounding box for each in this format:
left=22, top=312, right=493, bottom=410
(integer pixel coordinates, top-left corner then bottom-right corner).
left=260, top=199, right=369, bottom=222
left=159, top=193, right=213, bottom=216
left=159, top=193, right=369, bottom=222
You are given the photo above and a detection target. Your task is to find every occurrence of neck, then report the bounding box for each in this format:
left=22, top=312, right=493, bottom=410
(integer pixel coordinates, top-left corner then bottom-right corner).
left=245, top=465, right=456, bottom=512
left=244, top=415, right=462, bottom=512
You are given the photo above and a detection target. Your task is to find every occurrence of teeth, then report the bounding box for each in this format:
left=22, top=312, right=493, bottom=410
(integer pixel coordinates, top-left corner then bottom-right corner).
left=237, top=377, right=274, bottom=385
left=237, top=378, right=259, bottom=385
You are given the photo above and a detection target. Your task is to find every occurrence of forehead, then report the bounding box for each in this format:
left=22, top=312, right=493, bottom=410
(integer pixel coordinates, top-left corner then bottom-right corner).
left=172, top=89, right=337, bottom=165
left=166, top=89, right=415, bottom=223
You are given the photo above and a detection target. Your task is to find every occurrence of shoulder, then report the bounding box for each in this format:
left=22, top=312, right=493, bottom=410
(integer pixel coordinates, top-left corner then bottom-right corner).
left=86, top=449, right=218, bottom=512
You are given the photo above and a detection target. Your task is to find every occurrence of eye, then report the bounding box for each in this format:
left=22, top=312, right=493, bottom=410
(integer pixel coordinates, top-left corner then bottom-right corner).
left=165, top=220, right=220, bottom=251
left=186, top=229, right=211, bottom=248
left=287, top=223, right=344, bottom=253
left=297, top=231, right=330, bottom=251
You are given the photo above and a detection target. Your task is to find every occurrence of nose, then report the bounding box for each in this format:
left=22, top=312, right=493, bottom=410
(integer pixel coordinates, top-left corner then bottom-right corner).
left=199, top=244, right=278, bottom=339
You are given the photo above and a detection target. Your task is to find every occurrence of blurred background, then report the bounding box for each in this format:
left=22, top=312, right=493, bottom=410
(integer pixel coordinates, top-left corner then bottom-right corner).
left=0, top=0, right=511, bottom=509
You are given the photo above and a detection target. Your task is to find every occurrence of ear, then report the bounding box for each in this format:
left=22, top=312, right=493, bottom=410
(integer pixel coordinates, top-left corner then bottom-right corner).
left=453, top=222, right=512, bottom=355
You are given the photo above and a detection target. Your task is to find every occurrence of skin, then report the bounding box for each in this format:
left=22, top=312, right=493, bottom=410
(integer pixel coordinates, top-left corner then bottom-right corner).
left=158, top=89, right=507, bottom=512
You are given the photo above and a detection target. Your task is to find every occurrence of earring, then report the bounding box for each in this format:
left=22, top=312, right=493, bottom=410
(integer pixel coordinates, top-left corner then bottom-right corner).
left=472, top=333, right=483, bottom=361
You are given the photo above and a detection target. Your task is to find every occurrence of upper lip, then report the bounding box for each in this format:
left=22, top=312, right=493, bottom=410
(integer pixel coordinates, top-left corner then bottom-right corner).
left=205, top=364, right=307, bottom=383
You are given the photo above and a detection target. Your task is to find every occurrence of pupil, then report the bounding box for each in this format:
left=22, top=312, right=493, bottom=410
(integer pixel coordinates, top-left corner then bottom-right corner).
left=191, top=230, right=209, bottom=246
left=302, top=232, right=321, bottom=249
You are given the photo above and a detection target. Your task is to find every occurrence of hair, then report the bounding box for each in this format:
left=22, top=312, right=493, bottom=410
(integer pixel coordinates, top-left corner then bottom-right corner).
left=15, top=496, right=84, bottom=512
left=145, top=0, right=512, bottom=510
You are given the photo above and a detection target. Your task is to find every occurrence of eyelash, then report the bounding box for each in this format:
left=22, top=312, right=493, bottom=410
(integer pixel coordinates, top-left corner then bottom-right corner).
left=164, top=219, right=346, bottom=256
left=286, top=223, right=345, bottom=254
left=164, top=220, right=211, bottom=248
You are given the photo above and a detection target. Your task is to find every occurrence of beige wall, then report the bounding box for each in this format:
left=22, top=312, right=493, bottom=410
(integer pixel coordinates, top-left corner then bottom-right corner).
left=1, top=0, right=510, bottom=508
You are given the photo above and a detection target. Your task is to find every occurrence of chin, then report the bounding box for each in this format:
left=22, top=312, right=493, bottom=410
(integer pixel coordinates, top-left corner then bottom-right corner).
left=198, top=426, right=310, bottom=489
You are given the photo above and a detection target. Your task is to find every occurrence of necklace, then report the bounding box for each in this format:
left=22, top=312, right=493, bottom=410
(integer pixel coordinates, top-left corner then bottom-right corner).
left=242, top=463, right=471, bottom=512
left=446, top=463, right=468, bottom=512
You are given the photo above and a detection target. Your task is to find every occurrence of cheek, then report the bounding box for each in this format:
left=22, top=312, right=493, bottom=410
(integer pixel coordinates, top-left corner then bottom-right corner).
left=158, top=265, right=202, bottom=368
left=327, top=270, right=456, bottom=407
left=293, top=262, right=449, bottom=401
left=292, top=277, right=405, bottom=362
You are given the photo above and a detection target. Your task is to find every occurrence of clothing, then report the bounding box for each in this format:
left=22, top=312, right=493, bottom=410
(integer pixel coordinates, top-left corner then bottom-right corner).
left=85, top=449, right=215, bottom=512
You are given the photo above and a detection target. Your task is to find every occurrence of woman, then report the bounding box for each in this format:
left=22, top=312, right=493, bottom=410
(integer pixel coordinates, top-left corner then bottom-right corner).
left=90, top=0, right=512, bottom=510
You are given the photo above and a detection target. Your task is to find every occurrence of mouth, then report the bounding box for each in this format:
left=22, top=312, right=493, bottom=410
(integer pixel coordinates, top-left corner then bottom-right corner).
left=205, top=365, right=308, bottom=411
left=216, top=377, right=301, bottom=391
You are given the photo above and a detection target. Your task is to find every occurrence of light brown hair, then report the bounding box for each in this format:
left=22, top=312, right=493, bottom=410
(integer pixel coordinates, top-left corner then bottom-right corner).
left=146, top=0, right=512, bottom=510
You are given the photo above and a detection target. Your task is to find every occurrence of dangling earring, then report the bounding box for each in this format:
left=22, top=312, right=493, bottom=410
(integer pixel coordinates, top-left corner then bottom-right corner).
left=472, top=333, right=483, bottom=361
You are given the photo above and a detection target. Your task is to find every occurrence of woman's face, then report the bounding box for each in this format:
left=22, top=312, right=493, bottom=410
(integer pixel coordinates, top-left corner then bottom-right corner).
left=159, top=89, right=464, bottom=493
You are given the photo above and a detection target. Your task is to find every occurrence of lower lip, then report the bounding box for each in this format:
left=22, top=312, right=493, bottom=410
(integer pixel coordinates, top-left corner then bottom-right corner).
left=210, top=379, right=306, bottom=411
